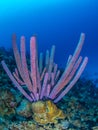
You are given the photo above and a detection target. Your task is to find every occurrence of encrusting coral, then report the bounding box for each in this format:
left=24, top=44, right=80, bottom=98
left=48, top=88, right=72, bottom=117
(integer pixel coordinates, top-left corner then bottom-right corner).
left=1, top=33, right=88, bottom=124
left=31, top=100, right=65, bottom=124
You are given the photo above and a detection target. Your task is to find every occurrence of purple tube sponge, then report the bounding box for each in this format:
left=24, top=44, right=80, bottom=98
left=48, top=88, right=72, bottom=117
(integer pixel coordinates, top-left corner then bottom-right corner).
left=1, top=33, right=88, bottom=103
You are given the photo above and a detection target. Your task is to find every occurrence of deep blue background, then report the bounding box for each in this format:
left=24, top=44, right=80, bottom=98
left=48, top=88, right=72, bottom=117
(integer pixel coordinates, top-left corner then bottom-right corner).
left=0, top=0, right=98, bottom=75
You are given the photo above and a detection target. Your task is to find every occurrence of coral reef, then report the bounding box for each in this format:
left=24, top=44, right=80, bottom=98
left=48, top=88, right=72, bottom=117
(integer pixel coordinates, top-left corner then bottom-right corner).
left=0, top=56, right=98, bottom=129
left=0, top=33, right=89, bottom=125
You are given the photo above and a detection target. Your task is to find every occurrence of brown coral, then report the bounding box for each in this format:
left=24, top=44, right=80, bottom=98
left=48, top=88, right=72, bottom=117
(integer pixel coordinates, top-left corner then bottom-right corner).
left=31, top=100, right=65, bottom=124
left=0, top=88, right=16, bottom=117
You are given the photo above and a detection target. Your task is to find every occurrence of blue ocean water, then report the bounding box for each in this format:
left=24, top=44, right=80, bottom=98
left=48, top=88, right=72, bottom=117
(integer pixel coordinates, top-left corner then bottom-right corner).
left=0, top=0, right=98, bottom=76
left=0, top=1, right=98, bottom=129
